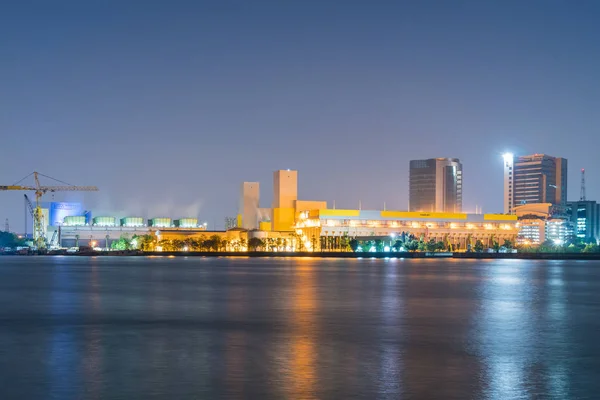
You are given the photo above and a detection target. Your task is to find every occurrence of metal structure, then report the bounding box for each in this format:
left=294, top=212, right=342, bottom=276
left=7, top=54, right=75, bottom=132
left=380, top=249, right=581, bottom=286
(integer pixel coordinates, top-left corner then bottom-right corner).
left=4, top=218, right=8, bottom=233
left=580, top=168, right=586, bottom=201
left=1, top=172, right=98, bottom=248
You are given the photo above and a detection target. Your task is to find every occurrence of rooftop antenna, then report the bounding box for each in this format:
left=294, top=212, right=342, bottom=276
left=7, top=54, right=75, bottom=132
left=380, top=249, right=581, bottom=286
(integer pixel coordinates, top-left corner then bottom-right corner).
left=384, top=201, right=387, bottom=211
left=4, top=218, right=8, bottom=233
left=333, top=200, right=336, bottom=209
left=580, top=168, right=586, bottom=201
left=359, top=200, right=362, bottom=210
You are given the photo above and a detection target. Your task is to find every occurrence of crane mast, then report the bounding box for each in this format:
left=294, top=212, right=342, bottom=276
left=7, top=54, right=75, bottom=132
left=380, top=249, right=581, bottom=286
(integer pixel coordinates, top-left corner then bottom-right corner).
left=1, top=172, right=98, bottom=249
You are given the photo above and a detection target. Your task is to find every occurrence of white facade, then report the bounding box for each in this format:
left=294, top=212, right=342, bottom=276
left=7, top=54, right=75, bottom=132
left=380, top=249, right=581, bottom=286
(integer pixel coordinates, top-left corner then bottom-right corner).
left=546, top=219, right=573, bottom=245
left=517, top=217, right=573, bottom=245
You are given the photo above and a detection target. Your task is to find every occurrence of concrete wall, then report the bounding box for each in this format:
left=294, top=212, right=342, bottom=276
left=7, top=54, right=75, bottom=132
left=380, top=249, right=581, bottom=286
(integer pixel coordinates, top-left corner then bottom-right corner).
left=239, top=182, right=260, bottom=230
left=273, top=170, right=297, bottom=209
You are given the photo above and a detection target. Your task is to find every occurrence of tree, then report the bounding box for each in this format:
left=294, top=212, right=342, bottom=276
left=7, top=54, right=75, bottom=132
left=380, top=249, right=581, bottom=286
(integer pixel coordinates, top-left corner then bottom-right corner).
left=111, top=235, right=132, bottom=251
left=248, top=237, right=264, bottom=251
left=582, top=243, right=600, bottom=253
left=220, top=238, right=229, bottom=251
left=374, top=239, right=384, bottom=252
left=539, top=240, right=556, bottom=253
left=158, top=239, right=174, bottom=251
left=239, top=238, right=248, bottom=251
left=182, top=238, right=195, bottom=251
left=0, top=231, right=25, bottom=248
left=297, top=236, right=305, bottom=251
left=311, top=235, right=318, bottom=251
left=436, top=241, right=446, bottom=252
left=349, top=238, right=359, bottom=252
left=474, top=240, right=484, bottom=253
left=426, top=239, right=437, bottom=252
left=139, top=234, right=156, bottom=251
left=361, top=240, right=373, bottom=252
left=171, top=239, right=184, bottom=251
left=392, top=240, right=403, bottom=252
left=503, top=239, right=514, bottom=251
left=492, top=240, right=500, bottom=253
left=417, top=240, right=426, bottom=252
left=405, top=240, right=419, bottom=252
left=202, top=239, right=214, bottom=251
left=209, top=235, right=222, bottom=251
left=340, top=234, right=350, bottom=252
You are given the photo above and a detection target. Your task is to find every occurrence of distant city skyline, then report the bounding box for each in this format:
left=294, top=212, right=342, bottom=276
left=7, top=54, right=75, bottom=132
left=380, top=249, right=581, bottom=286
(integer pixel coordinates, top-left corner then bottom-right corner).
left=2, top=1, right=600, bottom=232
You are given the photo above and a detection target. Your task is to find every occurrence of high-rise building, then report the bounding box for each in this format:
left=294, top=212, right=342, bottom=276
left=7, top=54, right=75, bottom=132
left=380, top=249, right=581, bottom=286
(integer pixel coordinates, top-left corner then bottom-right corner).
left=503, top=153, right=567, bottom=214
left=238, top=182, right=260, bottom=230
left=272, top=170, right=298, bottom=231
left=409, top=158, right=462, bottom=213
left=566, top=200, right=600, bottom=243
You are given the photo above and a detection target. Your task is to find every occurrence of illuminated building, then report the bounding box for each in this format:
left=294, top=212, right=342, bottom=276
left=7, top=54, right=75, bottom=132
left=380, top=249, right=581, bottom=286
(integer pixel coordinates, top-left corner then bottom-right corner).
left=409, top=158, right=462, bottom=213
left=254, top=170, right=327, bottom=232
left=514, top=203, right=573, bottom=245
left=503, top=153, right=567, bottom=214
left=566, top=200, right=600, bottom=243
left=295, top=210, right=517, bottom=250
left=93, top=217, right=117, bottom=227
left=272, top=170, right=298, bottom=231
left=517, top=218, right=545, bottom=245
left=545, top=219, right=574, bottom=245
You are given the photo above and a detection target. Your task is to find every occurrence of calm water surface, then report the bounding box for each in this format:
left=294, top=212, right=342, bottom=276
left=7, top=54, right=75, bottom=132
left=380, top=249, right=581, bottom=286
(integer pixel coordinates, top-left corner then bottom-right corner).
left=0, top=256, right=599, bottom=399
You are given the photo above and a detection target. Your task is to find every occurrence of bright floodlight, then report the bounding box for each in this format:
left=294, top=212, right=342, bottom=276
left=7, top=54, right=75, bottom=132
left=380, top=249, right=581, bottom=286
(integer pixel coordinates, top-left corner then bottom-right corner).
left=503, top=153, right=514, bottom=162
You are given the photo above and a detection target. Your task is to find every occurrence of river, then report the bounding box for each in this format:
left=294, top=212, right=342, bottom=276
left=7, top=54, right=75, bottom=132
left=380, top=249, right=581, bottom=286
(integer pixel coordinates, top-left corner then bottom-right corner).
left=0, top=256, right=599, bottom=399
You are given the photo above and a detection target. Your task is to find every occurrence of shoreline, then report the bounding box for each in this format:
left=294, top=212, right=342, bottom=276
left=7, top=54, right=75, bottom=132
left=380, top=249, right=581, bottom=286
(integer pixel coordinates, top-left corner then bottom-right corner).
left=3, top=251, right=600, bottom=260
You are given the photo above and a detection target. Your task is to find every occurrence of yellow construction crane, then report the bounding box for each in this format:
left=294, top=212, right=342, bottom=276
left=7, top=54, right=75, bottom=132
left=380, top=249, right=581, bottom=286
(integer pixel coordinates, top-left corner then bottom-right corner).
left=1, top=172, right=98, bottom=248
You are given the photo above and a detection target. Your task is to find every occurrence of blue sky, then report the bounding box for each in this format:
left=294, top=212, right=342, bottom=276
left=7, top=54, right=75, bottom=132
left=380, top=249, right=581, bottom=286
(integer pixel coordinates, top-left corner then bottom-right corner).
left=1, top=1, right=599, bottom=231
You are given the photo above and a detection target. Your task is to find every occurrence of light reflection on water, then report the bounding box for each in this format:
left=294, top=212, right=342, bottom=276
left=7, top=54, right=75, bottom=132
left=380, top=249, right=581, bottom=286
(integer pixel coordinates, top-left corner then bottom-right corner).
left=0, top=257, right=599, bottom=399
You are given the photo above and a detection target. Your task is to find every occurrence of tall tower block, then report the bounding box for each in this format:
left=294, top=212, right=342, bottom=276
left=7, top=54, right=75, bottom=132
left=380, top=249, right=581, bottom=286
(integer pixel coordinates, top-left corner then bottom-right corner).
left=272, top=170, right=298, bottom=231
left=238, top=182, right=260, bottom=230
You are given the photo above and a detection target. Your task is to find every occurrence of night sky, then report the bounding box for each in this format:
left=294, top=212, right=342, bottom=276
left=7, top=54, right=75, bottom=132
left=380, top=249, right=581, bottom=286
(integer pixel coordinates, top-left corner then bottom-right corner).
left=1, top=1, right=599, bottom=232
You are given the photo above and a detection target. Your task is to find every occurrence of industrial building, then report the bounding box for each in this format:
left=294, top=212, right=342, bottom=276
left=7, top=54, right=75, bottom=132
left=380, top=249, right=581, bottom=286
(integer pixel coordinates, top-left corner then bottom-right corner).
left=236, top=169, right=517, bottom=251
left=238, top=182, right=260, bottom=230
left=25, top=167, right=523, bottom=252
left=503, top=153, right=568, bottom=214
left=409, top=158, right=463, bottom=213
left=38, top=201, right=211, bottom=248
left=237, top=169, right=327, bottom=233
left=294, top=209, right=518, bottom=250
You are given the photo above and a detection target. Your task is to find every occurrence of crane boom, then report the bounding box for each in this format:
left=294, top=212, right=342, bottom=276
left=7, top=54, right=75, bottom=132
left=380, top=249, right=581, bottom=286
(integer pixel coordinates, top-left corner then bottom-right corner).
left=1, top=185, right=98, bottom=192
left=1, top=172, right=98, bottom=249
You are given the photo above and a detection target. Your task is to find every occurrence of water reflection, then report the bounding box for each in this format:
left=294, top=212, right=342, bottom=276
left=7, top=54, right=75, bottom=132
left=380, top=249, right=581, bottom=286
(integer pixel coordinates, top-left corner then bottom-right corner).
left=287, top=262, right=317, bottom=399
left=83, top=260, right=103, bottom=400
left=472, top=261, right=575, bottom=399
left=378, top=260, right=403, bottom=396
left=2, top=257, right=599, bottom=399
left=223, top=267, right=248, bottom=397
left=48, top=262, right=80, bottom=400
